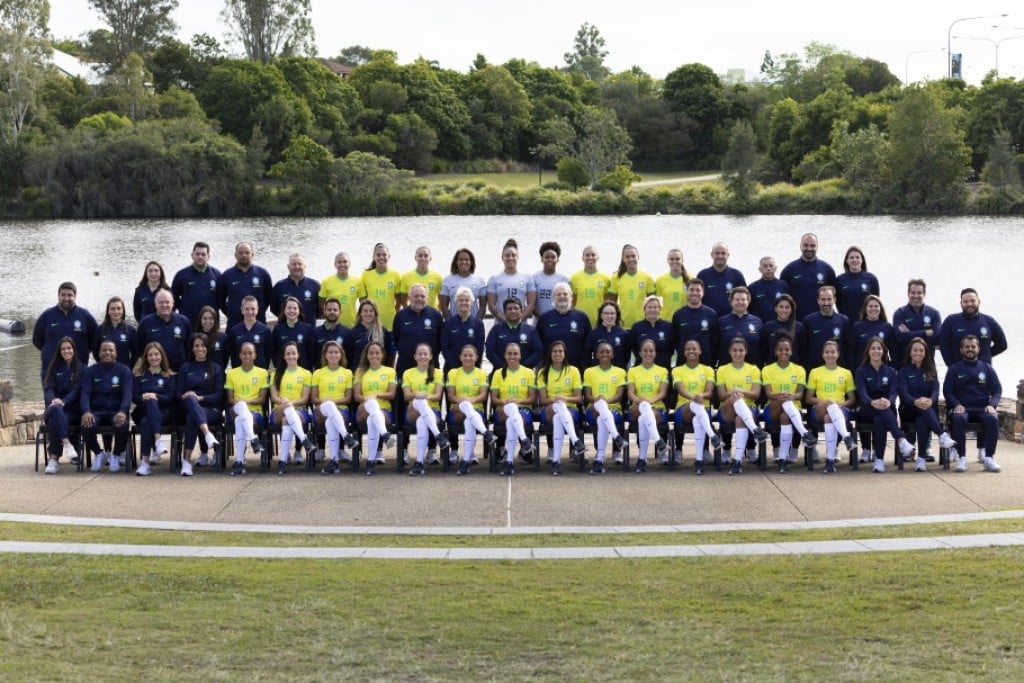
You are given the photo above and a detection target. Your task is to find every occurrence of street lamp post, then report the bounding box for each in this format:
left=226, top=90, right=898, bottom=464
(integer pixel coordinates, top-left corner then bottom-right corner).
left=905, top=48, right=946, bottom=85
left=948, top=13, right=1009, bottom=78
left=953, top=35, right=1024, bottom=77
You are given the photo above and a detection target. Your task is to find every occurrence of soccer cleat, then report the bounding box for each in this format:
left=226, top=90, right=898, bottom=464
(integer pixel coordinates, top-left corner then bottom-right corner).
left=365, top=461, right=377, bottom=476
left=250, top=437, right=263, bottom=455
left=449, top=452, right=459, bottom=464
left=843, top=435, right=858, bottom=460
left=872, top=458, right=885, bottom=473
left=708, top=432, right=723, bottom=451
left=518, top=438, right=534, bottom=463
left=483, top=430, right=498, bottom=448
left=382, top=433, right=394, bottom=450
left=136, top=459, right=151, bottom=477
left=800, top=432, right=818, bottom=448
left=635, top=458, right=647, bottom=474
left=694, top=460, right=705, bottom=475
left=231, top=460, right=246, bottom=476
left=108, top=454, right=122, bottom=473
left=551, top=461, right=561, bottom=477
left=590, top=460, right=606, bottom=475
left=729, top=459, right=742, bottom=476
left=180, top=459, right=193, bottom=477
left=915, top=457, right=927, bottom=472
left=654, top=439, right=669, bottom=460
left=409, top=461, right=425, bottom=476
left=824, top=459, right=837, bottom=474
left=955, top=455, right=968, bottom=473
left=435, top=432, right=450, bottom=450
left=44, top=459, right=59, bottom=475
left=343, top=433, right=359, bottom=450
left=612, top=451, right=624, bottom=465
left=938, top=432, right=956, bottom=450
left=426, top=450, right=440, bottom=465
left=277, top=460, right=288, bottom=476
left=321, top=459, right=341, bottom=475
left=983, top=456, right=1002, bottom=473
left=612, top=434, right=626, bottom=451
left=315, top=448, right=325, bottom=463
left=91, top=451, right=109, bottom=473
left=500, top=461, right=514, bottom=476
left=456, top=460, right=471, bottom=476
left=745, top=449, right=759, bottom=463
left=752, top=428, right=768, bottom=444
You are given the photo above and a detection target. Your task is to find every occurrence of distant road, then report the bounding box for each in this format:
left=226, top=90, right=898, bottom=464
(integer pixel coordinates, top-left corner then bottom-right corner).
left=633, top=173, right=720, bottom=187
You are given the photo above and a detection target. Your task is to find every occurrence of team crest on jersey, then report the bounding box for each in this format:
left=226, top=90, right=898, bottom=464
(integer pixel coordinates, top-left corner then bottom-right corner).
left=790, top=375, right=798, bottom=383
left=297, top=334, right=304, bottom=342
left=251, top=377, right=259, bottom=385
left=563, top=377, right=572, bottom=386
left=878, top=331, right=885, bottom=339
left=214, top=341, right=221, bottom=350
left=816, top=273, right=825, bottom=283
left=254, top=335, right=261, bottom=342
left=746, top=375, right=753, bottom=383
left=304, top=290, right=312, bottom=300
left=203, top=372, right=209, bottom=380
left=980, top=326, right=989, bottom=337
left=379, top=373, right=388, bottom=381
left=726, top=282, right=734, bottom=291
left=923, top=316, right=932, bottom=325
left=833, top=327, right=840, bottom=337
left=387, top=282, right=394, bottom=289
left=209, top=281, right=216, bottom=289
left=700, top=320, right=708, bottom=330
left=174, top=326, right=182, bottom=337
left=570, top=321, right=578, bottom=331
left=520, top=378, right=527, bottom=385
left=978, top=372, right=986, bottom=382
left=519, top=333, right=527, bottom=342
left=747, top=324, right=756, bottom=333
left=614, top=336, right=621, bottom=344
left=119, top=334, right=127, bottom=342
left=638, top=283, right=646, bottom=290
left=881, top=377, right=889, bottom=385
left=424, top=319, right=432, bottom=329
left=157, top=378, right=164, bottom=387
left=472, top=378, right=479, bottom=385
left=74, top=321, right=82, bottom=330
left=252, top=276, right=259, bottom=286
left=467, top=329, right=474, bottom=338
left=775, top=292, right=783, bottom=300
left=658, top=331, right=665, bottom=340
left=112, top=376, right=120, bottom=386
left=860, top=283, right=868, bottom=292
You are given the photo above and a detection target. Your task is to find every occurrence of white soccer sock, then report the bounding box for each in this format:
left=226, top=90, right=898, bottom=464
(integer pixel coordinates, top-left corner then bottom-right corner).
left=280, top=425, right=294, bottom=463
left=779, top=425, right=793, bottom=460
left=826, top=404, right=849, bottom=438
left=733, top=400, right=759, bottom=432
left=734, top=427, right=749, bottom=461
left=415, top=417, right=429, bottom=462
left=824, top=423, right=838, bottom=459
left=413, top=398, right=441, bottom=436
left=459, top=400, right=487, bottom=433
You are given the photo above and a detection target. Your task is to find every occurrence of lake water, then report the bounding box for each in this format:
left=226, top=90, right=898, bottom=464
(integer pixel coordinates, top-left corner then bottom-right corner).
left=1, top=214, right=1019, bottom=403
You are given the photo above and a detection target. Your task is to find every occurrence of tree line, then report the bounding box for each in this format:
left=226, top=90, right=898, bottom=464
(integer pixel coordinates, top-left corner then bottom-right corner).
left=1, top=1, right=1023, bottom=217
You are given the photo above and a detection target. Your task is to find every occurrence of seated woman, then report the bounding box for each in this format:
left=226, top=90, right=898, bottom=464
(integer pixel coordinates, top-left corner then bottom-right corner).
left=446, top=344, right=495, bottom=476
left=224, top=341, right=269, bottom=476
left=536, top=340, right=586, bottom=476
left=313, top=341, right=358, bottom=474
left=761, top=334, right=816, bottom=473
left=193, top=305, right=228, bottom=369
left=626, top=338, right=670, bottom=473
left=583, top=342, right=627, bottom=474
left=402, top=343, right=450, bottom=476
left=490, top=342, right=537, bottom=476
left=132, top=342, right=176, bottom=476
left=855, top=336, right=916, bottom=473
left=269, top=340, right=316, bottom=475
left=805, top=340, right=859, bottom=474
left=353, top=341, right=398, bottom=476
left=716, top=337, right=768, bottom=476
left=176, top=333, right=224, bottom=475
left=81, top=340, right=133, bottom=473
left=42, top=337, right=83, bottom=474
left=898, top=337, right=956, bottom=473
left=671, top=339, right=721, bottom=475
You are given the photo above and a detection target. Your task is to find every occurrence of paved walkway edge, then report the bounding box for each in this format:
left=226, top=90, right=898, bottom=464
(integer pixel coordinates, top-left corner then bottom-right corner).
left=2, top=509, right=1023, bottom=535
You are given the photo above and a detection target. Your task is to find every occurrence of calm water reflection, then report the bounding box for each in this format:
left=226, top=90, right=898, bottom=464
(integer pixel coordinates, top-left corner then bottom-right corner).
left=1, top=215, right=1019, bottom=402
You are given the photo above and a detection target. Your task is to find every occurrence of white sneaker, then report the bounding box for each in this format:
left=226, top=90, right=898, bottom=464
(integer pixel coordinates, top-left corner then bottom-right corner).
left=872, top=458, right=885, bottom=473
left=197, top=453, right=209, bottom=467
left=63, top=443, right=78, bottom=461
left=938, top=432, right=956, bottom=450
left=108, top=454, right=122, bottom=473
left=915, top=457, right=927, bottom=472
left=448, top=452, right=459, bottom=464
left=180, top=459, right=193, bottom=477
left=983, top=456, right=1001, bottom=473
left=205, top=433, right=219, bottom=449
left=44, top=459, right=59, bottom=475
left=150, top=451, right=162, bottom=466
left=91, top=451, right=109, bottom=472
left=659, top=454, right=669, bottom=465
left=612, top=452, right=623, bottom=464
left=898, top=438, right=916, bottom=459
left=135, top=459, right=150, bottom=476
left=427, top=449, right=440, bottom=465
left=339, top=451, right=352, bottom=463
left=859, top=449, right=873, bottom=464
left=955, top=455, right=968, bottom=473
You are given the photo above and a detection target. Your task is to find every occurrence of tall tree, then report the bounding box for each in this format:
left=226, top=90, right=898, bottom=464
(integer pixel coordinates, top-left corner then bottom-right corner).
left=721, top=120, right=757, bottom=204
left=334, top=44, right=373, bottom=67
left=662, top=63, right=726, bottom=160
left=88, top=0, right=178, bottom=66
left=221, top=0, right=314, bottom=65
left=0, top=0, right=51, bottom=143
left=563, top=22, right=609, bottom=81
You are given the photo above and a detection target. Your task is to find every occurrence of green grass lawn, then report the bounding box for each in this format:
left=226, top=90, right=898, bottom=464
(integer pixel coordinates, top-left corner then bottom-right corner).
left=2, top=549, right=1022, bottom=680
left=419, top=170, right=716, bottom=189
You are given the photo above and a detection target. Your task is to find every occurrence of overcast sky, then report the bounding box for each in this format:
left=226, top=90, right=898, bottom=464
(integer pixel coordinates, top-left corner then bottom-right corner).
left=49, top=0, right=1024, bottom=84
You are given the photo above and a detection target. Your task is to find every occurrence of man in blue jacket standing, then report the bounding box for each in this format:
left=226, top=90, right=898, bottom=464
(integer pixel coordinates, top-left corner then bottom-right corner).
left=33, top=282, right=98, bottom=375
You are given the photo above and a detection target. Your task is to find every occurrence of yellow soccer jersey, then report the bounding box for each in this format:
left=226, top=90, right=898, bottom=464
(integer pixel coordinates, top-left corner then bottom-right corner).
left=609, top=270, right=656, bottom=327
left=274, top=367, right=312, bottom=402
left=357, top=366, right=397, bottom=410
left=583, top=365, right=626, bottom=408
left=761, top=362, right=807, bottom=409
left=319, top=274, right=361, bottom=328
left=715, top=362, right=761, bottom=407
left=358, top=269, right=402, bottom=329
left=225, top=366, right=270, bottom=415
left=671, top=363, right=715, bottom=399
left=399, top=269, right=443, bottom=308
left=491, top=366, right=535, bottom=401
left=807, top=365, right=855, bottom=403
left=311, top=366, right=354, bottom=403
left=627, top=363, right=668, bottom=408
left=655, top=273, right=689, bottom=322
left=446, top=367, right=489, bottom=408
left=402, top=366, right=444, bottom=409
left=540, top=365, right=582, bottom=401
left=569, top=269, right=611, bottom=326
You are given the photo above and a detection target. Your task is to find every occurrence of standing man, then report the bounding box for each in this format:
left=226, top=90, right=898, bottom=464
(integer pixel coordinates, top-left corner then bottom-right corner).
left=780, top=233, right=837, bottom=322
left=171, top=241, right=220, bottom=326
left=319, top=251, right=360, bottom=328
left=803, top=286, right=850, bottom=369
left=892, top=278, right=942, bottom=368
left=137, top=289, right=191, bottom=370
left=943, top=335, right=1003, bottom=473
left=939, top=288, right=1008, bottom=367
left=671, top=278, right=719, bottom=367
left=747, top=256, right=790, bottom=322
left=538, top=282, right=592, bottom=371
left=271, top=253, right=320, bottom=324
left=695, top=242, right=746, bottom=316
left=33, top=282, right=98, bottom=373
left=218, top=242, right=273, bottom=330
left=569, top=245, right=610, bottom=327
